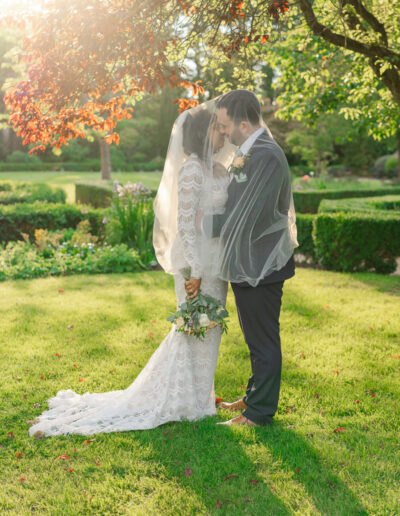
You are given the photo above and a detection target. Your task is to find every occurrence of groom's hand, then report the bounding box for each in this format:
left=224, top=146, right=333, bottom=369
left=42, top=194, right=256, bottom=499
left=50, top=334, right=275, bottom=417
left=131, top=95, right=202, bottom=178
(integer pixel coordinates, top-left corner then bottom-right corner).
left=185, top=277, right=201, bottom=299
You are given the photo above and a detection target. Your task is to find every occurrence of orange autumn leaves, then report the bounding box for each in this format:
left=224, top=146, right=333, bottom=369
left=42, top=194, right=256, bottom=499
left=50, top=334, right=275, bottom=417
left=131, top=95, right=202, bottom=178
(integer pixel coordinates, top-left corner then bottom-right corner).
left=4, top=0, right=289, bottom=151
left=3, top=0, right=201, bottom=153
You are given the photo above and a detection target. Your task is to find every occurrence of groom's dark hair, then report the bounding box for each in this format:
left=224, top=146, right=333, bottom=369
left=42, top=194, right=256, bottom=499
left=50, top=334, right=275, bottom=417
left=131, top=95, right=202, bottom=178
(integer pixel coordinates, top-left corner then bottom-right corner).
left=216, top=90, right=260, bottom=126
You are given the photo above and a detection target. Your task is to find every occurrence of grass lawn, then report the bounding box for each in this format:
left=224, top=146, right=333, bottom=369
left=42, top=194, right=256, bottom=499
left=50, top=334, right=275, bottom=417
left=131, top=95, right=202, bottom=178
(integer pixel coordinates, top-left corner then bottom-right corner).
left=0, top=171, right=163, bottom=203
left=1, top=268, right=399, bottom=515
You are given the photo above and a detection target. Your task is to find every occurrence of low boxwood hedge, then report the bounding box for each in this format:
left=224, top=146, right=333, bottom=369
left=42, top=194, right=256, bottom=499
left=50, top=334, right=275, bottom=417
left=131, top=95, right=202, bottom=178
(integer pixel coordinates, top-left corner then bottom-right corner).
left=293, top=186, right=400, bottom=213
left=0, top=182, right=66, bottom=205
left=0, top=202, right=109, bottom=243
left=319, top=195, right=400, bottom=214
left=75, top=182, right=157, bottom=208
left=295, top=214, right=317, bottom=261
left=313, top=212, right=400, bottom=273
left=76, top=183, right=113, bottom=208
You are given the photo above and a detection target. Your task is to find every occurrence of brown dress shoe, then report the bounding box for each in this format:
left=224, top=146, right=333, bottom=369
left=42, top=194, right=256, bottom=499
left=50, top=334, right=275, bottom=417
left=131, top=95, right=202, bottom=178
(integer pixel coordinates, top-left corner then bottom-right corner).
left=219, top=399, right=247, bottom=411
left=217, top=414, right=259, bottom=427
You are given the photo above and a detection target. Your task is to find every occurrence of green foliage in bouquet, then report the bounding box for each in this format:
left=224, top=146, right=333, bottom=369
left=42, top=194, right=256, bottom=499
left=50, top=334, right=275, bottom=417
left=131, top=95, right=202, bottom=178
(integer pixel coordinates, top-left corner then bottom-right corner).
left=167, top=268, right=229, bottom=340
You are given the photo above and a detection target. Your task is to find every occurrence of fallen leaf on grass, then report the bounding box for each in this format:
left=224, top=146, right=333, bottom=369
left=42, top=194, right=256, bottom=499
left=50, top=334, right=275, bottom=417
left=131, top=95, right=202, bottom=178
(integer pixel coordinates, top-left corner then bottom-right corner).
left=332, top=370, right=340, bottom=375
left=73, top=364, right=77, bottom=369
left=95, top=462, right=101, bottom=466
left=215, top=397, right=223, bottom=403
left=18, top=477, right=26, bottom=482
left=249, top=479, right=258, bottom=484
left=78, top=379, right=85, bottom=382
left=354, top=400, right=361, bottom=403
left=7, top=432, right=15, bottom=439
left=184, top=467, right=192, bottom=476
left=295, top=468, right=301, bottom=473
left=333, top=427, right=346, bottom=433
left=57, top=455, right=69, bottom=460
left=83, top=439, right=95, bottom=445
left=16, top=452, right=23, bottom=458
left=58, top=289, right=64, bottom=293
left=215, top=500, right=222, bottom=508
left=224, top=474, right=238, bottom=481
left=55, top=353, right=62, bottom=357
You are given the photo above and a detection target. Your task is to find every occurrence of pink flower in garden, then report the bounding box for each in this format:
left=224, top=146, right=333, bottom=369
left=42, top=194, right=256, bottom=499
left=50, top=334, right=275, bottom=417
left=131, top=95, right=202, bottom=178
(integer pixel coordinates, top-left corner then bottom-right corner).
left=302, top=174, right=311, bottom=181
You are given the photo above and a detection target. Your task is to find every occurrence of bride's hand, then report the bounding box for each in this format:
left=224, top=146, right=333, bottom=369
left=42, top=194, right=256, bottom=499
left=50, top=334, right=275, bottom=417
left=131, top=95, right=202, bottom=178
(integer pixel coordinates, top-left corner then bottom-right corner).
left=185, top=277, right=201, bottom=299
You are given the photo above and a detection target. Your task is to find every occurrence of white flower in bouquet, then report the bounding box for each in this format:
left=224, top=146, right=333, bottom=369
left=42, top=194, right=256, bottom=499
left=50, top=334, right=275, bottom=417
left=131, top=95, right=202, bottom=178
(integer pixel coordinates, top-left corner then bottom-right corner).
left=175, top=317, right=184, bottom=329
left=199, top=314, right=211, bottom=327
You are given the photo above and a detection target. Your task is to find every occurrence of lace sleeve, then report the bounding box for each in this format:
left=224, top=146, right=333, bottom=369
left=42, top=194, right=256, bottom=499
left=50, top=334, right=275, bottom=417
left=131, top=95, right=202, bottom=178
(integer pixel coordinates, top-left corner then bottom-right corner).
left=177, top=159, right=203, bottom=278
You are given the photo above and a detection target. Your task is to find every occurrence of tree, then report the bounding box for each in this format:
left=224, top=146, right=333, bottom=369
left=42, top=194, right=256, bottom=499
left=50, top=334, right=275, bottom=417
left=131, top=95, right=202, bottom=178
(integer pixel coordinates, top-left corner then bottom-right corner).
left=2, top=0, right=202, bottom=161
left=3, top=0, right=399, bottom=175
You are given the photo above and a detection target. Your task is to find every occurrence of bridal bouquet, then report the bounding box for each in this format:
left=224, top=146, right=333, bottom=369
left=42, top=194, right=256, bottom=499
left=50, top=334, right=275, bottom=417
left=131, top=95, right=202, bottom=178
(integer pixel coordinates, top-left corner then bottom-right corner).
left=167, top=268, right=229, bottom=339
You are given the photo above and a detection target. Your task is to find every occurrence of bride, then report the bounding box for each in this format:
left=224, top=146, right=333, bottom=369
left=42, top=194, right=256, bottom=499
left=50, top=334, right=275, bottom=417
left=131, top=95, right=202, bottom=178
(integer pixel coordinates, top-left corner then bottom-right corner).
left=28, top=100, right=234, bottom=436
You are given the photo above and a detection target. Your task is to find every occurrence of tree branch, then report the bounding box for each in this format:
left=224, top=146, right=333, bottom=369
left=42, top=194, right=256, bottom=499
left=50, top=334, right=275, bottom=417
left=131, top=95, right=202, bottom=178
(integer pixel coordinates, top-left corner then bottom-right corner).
left=345, top=0, right=388, bottom=46
left=297, top=0, right=400, bottom=68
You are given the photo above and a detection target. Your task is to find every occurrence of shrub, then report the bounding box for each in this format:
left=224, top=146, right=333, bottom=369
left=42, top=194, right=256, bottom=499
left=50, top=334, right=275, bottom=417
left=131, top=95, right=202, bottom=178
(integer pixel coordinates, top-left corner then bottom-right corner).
left=313, top=212, right=400, bottom=274
left=319, top=195, right=400, bottom=214
left=295, top=214, right=317, bottom=260
left=384, top=156, right=399, bottom=178
left=75, top=183, right=113, bottom=208
left=106, top=181, right=155, bottom=266
left=0, top=240, right=143, bottom=281
left=0, top=202, right=109, bottom=243
left=0, top=182, right=66, bottom=205
left=6, top=150, right=42, bottom=164
left=293, top=186, right=400, bottom=213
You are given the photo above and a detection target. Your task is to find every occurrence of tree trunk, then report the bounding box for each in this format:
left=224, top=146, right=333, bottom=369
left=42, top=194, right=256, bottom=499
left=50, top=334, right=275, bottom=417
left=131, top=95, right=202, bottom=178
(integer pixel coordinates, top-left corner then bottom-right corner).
left=99, top=136, right=111, bottom=180
left=397, top=128, right=400, bottom=180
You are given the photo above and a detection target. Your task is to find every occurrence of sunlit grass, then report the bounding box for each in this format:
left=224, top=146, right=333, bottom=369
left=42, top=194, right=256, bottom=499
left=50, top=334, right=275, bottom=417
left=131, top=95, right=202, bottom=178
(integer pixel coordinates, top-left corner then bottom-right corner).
left=1, top=268, right=399, bottom=514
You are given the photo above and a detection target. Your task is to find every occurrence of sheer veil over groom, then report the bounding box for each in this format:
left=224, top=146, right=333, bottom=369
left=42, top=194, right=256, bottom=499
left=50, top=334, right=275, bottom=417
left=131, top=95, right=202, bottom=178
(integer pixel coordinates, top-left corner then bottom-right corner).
left=193, top=89, right=298, bottom=427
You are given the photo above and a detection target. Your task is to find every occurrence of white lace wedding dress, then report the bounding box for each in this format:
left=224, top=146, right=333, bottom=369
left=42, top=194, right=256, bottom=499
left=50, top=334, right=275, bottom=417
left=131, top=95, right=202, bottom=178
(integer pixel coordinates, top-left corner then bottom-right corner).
left=29, top=156, right=229, bottom=436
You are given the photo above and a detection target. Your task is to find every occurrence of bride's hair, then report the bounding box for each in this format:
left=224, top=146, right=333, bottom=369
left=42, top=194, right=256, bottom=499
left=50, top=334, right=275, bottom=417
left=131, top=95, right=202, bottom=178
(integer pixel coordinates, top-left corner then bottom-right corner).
left=182, top=109, right=213, bottom=159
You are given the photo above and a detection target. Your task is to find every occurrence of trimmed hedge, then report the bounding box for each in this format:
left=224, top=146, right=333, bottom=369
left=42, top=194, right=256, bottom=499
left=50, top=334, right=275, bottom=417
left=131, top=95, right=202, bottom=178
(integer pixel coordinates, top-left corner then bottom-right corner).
left=319, top=195, right=400, bottom=214
left=293, top=186, right=400, bottom=213
left=76, top=182, right=157, bottom=208
left=0, top=202, right=109, bottom=243
left=0, top=182, right=66, bottom=205
left=76, top=183, right=113, bottom=208
left=313, top=212, right=400, bottom=274
left=295, top=214, right=317, bottom=260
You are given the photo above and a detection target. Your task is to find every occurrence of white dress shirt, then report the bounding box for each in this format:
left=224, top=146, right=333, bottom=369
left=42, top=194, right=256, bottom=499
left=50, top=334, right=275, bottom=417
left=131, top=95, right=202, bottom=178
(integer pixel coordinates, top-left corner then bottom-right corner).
left=239, top=126, right=265, bottom=156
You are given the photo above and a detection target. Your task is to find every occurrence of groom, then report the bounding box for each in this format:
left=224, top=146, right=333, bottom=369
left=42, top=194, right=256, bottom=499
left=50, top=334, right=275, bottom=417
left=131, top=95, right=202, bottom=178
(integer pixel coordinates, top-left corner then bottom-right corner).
left=187, top=90, right=297, bottom=427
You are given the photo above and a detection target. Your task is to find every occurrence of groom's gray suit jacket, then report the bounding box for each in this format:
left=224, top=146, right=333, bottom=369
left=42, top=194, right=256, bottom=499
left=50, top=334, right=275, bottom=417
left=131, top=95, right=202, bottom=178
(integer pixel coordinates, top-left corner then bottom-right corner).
left=211, top=129, right=295, bottom=287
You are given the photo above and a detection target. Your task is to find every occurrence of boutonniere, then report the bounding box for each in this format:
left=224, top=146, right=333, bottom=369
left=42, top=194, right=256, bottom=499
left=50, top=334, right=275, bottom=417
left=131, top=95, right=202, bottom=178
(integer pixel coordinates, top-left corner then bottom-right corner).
left=228, top=151, right=251, bottom=183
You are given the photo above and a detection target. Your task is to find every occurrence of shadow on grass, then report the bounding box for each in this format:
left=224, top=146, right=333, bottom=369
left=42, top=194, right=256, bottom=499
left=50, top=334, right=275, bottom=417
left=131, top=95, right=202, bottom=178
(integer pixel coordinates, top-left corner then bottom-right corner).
left=349, top=271, right=400, bottom=296
left=123, top=416, right=368, bottom=515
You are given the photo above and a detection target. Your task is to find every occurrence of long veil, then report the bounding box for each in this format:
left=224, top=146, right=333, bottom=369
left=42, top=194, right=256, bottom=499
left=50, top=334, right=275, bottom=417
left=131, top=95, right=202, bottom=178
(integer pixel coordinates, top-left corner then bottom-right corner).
left=153, top=90, right=298, bottom=286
